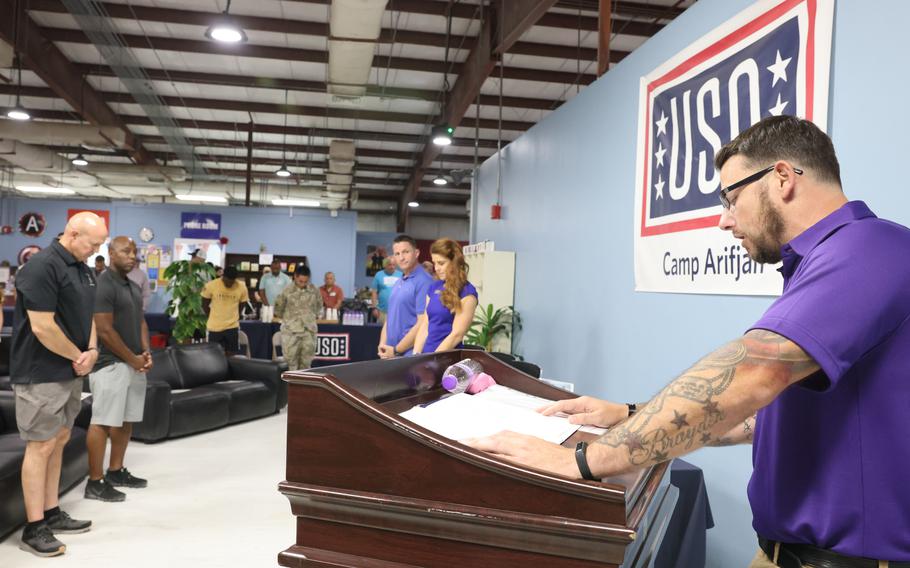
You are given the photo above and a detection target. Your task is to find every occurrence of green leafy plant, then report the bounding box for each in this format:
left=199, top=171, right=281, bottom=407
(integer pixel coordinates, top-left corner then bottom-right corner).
left=466, top=303, right=522, bottom=353
left=164, top=260, right=216, bottom=343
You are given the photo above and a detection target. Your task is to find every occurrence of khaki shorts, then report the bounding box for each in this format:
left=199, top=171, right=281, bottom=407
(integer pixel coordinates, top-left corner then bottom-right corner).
left=13, top=379, right=84, bottom=441
left=89, top=362, right=147, bottom=427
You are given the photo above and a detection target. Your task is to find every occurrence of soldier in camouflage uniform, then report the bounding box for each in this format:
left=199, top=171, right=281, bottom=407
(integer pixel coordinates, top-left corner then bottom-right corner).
left=273, top=266, right=321, bottom=370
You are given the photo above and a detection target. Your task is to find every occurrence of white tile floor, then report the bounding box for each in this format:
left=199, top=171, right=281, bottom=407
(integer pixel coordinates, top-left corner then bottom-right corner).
left=0, top=411, right=294, bottom=567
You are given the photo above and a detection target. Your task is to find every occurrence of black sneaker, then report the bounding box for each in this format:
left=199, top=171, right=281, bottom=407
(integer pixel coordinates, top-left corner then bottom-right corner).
left=20, top=523, right=65, bottom=557
left=84, top=478, right=126, bottom=502
left=105, top=467, right=148, bottom=488
left=46, top=510, right=92, bottom=534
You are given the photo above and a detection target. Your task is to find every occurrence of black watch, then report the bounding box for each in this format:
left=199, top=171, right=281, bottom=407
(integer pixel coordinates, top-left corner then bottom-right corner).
left=574, top=441, right=598, bottom=481
left=626, top=403, right=637, bottom=417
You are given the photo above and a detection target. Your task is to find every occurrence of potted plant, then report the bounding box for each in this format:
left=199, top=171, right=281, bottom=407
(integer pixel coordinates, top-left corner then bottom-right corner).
left=465, top=304, right=521, bottom=353
left=164, top=260, right=216, bottom=343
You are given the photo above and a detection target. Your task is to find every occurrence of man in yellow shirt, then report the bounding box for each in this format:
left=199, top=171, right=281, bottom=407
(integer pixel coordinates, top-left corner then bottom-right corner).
left=201, top=266, right=249, bottom=355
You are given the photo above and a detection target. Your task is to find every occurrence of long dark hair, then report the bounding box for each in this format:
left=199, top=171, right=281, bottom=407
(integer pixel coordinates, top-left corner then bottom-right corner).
left=430, top=238, right=468, bottom=313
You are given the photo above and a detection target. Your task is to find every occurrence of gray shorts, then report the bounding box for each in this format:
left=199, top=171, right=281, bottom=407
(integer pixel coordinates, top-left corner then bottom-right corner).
left=13, top=379, right=84, bottom=441
left=89, top=362, right=147, bottom=427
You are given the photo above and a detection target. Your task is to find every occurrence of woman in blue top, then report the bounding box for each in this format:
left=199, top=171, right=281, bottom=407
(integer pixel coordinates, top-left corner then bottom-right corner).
left=413, top=238, right=478, bottom=354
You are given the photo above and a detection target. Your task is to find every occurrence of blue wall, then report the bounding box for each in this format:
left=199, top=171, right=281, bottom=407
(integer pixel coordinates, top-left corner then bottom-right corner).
left=0, top=198, right=357, bottom=312
left=474, top=1, right=910, bottom=565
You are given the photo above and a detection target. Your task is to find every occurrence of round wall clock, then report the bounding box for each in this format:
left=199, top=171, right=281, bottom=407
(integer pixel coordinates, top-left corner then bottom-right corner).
left=138, top=227, right=155, bottom=242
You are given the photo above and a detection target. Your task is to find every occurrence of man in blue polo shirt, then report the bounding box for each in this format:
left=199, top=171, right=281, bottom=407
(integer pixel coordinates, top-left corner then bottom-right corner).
left=371, top=257, right=402, bottom=325
left=378, top=235, right=432, bottom=358
left=466, top=116, right=910, bottom=566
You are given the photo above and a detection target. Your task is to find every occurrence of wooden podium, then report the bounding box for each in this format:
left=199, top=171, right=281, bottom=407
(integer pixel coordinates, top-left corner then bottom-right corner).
left=279, top=351, right=678, bottom=567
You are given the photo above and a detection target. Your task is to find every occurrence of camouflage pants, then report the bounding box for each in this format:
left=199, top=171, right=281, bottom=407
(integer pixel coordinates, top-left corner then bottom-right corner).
left=282, top=330, right=316, bottom=371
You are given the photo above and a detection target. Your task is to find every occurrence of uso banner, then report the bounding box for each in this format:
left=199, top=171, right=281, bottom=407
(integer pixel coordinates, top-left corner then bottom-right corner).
left=633, top=0, right=834, bottom=295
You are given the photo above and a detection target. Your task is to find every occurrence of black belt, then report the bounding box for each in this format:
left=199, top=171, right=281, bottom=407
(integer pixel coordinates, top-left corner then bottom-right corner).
left=759, top=536, right=910, bottom=568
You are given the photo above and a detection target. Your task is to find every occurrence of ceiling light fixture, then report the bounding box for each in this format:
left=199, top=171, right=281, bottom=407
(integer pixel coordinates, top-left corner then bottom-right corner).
left=431, top=124, right=454, bottom=146
left=431, top=9, right=454, bottom=147
left=71, top=154, right=89, bottom=167
left=275, top=89, right=292, bottom=178
left=433, top=173, right=448, bottom=186
left=408, top=201, right=419, bottom=208
left=205, top=0, right=247, bottom=43
left=7, top=55, right=30, bottom=121
left=174, top=194, right=228, bottom=203
left=272, top=198, right=320, bottom=208
left=17, top=186, right=75, bottom=195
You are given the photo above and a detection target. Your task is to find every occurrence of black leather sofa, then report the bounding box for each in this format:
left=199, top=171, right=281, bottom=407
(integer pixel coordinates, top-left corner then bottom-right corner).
left=131, top=343, right=286, bottom=443
left=0, top=391, right=91, bottom=540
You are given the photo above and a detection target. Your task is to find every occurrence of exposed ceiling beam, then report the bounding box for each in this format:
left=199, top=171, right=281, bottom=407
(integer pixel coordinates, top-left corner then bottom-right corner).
left=554, top=0, right=685, bottom=19
left=27, top=0, right=609, bottom=61
left=0, top=0, right=155, bottom=165
left=76, top=64, right=564, bottom=111
left=21, top=110, right=513, bottom=149
left=397, top=0, right=559, bottom=231
left=285, top=0, right=676, bottom=33
left=4, top=85, right=535, bottom=131
left=40, top=27, right=604, bottom=84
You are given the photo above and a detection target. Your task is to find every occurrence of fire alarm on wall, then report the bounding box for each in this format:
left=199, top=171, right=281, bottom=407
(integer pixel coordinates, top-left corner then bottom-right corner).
left=491, top=204, right=502, bottom=220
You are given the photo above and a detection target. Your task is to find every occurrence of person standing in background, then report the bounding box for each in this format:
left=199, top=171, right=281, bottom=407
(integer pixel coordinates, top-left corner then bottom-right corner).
left=201, top=266, right=249, bottom=355
left=11, top=212, right=107, bottom=557
left=93, top=255, right=106, bottom=277
left=378, top=235, right=433, bottom=358
left=319, top=272, right=344, bottom=311
left=258, top=260, right=291, bottom=306
left=85, top=237, right=152, bottom=503
left=273, top=266, right=321, bottom=370
left=126, top=260, right=151, bottom=312
left=413, top=238, right=478, bottom=354
left=371, top=257, right=402, bottom=326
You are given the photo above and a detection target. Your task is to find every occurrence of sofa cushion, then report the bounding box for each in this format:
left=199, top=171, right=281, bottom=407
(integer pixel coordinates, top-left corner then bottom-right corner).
left=208, top=381, right=276, bottom=423
left=147, top=348, right=183, bottom=389
left=168, top=386, right=230, bottom=438
left=172, top=343, right=229, bottom=389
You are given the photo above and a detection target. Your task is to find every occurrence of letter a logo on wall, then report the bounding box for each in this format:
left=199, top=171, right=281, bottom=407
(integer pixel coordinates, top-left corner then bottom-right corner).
left=19, top=212, right=46, bottom=237
left=632, top=0, right=834, bottom=296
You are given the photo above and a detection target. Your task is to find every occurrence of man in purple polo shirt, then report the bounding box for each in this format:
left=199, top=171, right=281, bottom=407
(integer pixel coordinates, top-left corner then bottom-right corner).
left=378, top=234, right=433, bottom=358
left=465, top=116, right=910, bottom=566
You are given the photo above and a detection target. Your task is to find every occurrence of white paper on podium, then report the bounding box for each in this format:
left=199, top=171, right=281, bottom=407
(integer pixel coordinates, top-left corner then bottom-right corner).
left=399, top=385, right=580, bottom=444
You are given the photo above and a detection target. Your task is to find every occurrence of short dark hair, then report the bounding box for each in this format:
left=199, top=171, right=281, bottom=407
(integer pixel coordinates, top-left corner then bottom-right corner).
left=294, top=265, right=311, bottom=278
left=714, top=115, right=841, bottom=186
left=95, top=255, right=105, bottom=263
left=393, top=234, right=417, bottom=248
left=271, top=259, right=281, bottom=266
left=223, top=266, right=238, bottom=279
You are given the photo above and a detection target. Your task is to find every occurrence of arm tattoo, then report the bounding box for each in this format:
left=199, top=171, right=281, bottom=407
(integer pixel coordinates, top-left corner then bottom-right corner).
left=594, top=330, right=815, bottom=467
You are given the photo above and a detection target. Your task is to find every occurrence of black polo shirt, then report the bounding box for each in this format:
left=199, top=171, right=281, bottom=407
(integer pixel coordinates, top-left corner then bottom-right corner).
left=94, top=269, right=144, bottom=371
left=11, top=240, right=97, bottom=384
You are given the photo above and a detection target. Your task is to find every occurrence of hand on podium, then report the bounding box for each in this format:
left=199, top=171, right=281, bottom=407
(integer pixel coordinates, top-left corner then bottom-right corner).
left=538, top=396, right=630, bottom=428
left=463, top=431, right=581, bottom=479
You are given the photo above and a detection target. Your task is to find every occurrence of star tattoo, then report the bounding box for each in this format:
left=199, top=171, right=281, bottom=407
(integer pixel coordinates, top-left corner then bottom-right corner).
left=671, top=410, right=689, bottom=430
left=624, top=433, right=644, bottom=452
left=702, top=401, right=720, bottom=415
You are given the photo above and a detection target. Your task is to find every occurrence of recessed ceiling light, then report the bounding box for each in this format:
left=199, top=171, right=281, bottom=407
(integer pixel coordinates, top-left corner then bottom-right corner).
left=174, top=194, right=227, bottom=203
left=272, top=198, right=320, bottom=207
left=17, top=186, right=75, bottom=195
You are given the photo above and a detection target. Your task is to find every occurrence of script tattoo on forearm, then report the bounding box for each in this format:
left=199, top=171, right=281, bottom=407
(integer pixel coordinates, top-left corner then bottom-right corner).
left=595, top=330, right=815, bottom=467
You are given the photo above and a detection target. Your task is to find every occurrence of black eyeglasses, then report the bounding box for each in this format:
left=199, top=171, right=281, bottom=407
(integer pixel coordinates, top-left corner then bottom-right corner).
left=718, top=165, right=803, bottom=211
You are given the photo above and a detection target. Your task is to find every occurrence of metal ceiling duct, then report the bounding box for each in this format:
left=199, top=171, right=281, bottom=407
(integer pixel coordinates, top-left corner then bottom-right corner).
left=0, top=121, right=128, bottom=149
left=327, top=0, right=388, bottom=97
left=59, top=0, right=206, bottom=177
left=326, top=138, right=355, bottom=203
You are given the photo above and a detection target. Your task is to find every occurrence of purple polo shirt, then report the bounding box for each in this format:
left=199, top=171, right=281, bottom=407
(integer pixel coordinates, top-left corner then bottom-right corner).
left=386, top=267, right=433, bottom=355
left=749, top=201, right=910, bottom=559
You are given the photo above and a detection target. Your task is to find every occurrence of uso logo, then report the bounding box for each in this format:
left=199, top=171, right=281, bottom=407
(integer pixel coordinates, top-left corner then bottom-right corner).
left=639, top=0, right=824, bottom=237
left=314, top=333, right=350, bottom=361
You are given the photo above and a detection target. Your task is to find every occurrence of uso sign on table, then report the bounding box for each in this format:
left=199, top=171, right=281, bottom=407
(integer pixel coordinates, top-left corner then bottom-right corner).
left=633, top=0, right=833, bottom=295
